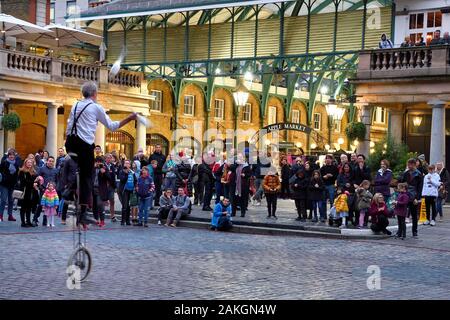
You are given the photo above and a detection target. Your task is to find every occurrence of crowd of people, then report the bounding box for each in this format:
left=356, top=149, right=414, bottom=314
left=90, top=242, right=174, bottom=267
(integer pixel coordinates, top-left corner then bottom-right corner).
left=0, top=144, right=449, bottom=238
left=379, top=30, right=450, bottom=49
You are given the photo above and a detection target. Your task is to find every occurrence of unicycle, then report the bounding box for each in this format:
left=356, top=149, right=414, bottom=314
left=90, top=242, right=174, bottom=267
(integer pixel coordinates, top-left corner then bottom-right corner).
left=66, top=157, right=92, bottom=283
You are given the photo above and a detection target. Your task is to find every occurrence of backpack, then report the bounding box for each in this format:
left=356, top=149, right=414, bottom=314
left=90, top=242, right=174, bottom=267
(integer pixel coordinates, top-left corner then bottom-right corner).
left=124, top=172, right=135, bottom=191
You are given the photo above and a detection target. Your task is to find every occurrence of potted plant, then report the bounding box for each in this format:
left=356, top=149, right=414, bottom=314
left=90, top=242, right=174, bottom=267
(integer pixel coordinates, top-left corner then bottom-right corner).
left=1, top=112, right=21, bottom=132
left=345, top=122, right=366, bottom=142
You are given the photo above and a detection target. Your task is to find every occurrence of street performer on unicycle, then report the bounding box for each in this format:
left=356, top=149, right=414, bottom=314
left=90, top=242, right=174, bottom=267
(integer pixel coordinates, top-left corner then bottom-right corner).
left=65, top=81, right=136, bottom=226
left=64, top=81, right=136, bottom=282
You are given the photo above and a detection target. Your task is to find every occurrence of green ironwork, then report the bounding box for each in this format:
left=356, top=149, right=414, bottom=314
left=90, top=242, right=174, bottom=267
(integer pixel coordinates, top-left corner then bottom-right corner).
left=285, top=73, right=301, bottom=120
left=236, top=6, right=253, bottom=22
left=260, top=65, right=274, bottom=128
left=279, top=2, right=285, bottom=56
left=291, top=0, right=305, bottom=16
left=361, top=0, right=368, bottom=49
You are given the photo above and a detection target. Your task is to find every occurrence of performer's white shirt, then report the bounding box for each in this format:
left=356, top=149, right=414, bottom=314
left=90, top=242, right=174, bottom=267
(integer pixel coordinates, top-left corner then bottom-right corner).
left=66, top=98, right=120, bottom=145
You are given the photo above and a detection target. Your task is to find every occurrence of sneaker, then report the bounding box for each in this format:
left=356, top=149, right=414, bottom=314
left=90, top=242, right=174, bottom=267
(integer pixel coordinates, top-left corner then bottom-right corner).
left=47, top=224, right=51, bottom=228
left=439, top=216, right=443, bottom=221
left=405, top=218, right=410, bottom=223
left=339, top=224, right=346, bottom=229
left=8, top=215, right=16, bottom=222
left=134, top=222, right=143, bottom=227
left=111, top=217, right=118, bottom=223
left=51, top=224, right=55, bottom=227
left=255, top=202, right=261, bottom=206
left=320, top=218, right=325, bottom=223
left=272, top=215, right=278, bottom=220
left=0, top=216, right=2, bottom=222
left=99, top=221, right=105, bottom=228
left=169, top=223, right=177, bottom=228
left=423, top=220, right=430, bottom=225
left=430, top=220, right=436, bottom=226
left=158, top=220, right=162, bottom=226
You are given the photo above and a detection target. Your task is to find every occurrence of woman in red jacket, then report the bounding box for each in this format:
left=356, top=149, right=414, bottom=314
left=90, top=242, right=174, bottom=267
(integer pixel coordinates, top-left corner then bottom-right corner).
left=369, top=193, right=392, bottom=235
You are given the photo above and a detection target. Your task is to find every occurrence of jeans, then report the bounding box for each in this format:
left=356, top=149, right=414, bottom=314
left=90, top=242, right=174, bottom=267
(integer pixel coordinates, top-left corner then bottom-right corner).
left=0, top=185, right=14, bottom=217
left=295, top=199, right=307, bottom=219
left=138, top=197, right=152, bottom=224
left=92, top=190, right=105, bottom=222
left=121, top=190, right=132, bottom=223
left=265, top=193, right=278, bottom=216
left=437, top=197, right=444, bottom=217
left=215, top=181, right=223, bottom=204
left=280, top=181, right=290, bottom=199
left=311, top=201, right=324, bottom=219
left=153, top=174, right=163, bottom=206
left=424, top=196, right=437, bottom=221
left=167, top=208, right=188, bottom=224
left=408, top=202, right=419, bottom=235
left=322, top=185, right=335, bottom=215
left=253, top=178, right=264, bottom=202
left=164, top=177, right=177, bottom=193
left=397, top=216, right=406, bottom=238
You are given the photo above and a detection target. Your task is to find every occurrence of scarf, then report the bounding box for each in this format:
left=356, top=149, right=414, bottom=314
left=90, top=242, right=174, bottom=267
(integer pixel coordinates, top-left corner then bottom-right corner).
left=236, top=164, right=244, bottom=197
left=6, top=158, right=16, bottom=175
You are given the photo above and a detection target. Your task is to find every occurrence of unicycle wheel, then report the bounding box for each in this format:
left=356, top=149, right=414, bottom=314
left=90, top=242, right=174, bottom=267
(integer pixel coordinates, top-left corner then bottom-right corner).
left=67, top=246, right=92, bottom=282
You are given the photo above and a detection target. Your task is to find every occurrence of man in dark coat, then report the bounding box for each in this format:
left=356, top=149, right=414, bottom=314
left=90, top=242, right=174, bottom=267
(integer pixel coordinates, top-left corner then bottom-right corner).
left=198, top=155, right=215, bottom=211
left=353, top=154, right=371, bottom=188
left=148, top=144, right=166, bottom=207
left=228, top=154, right=252, bottom=217
left=0, top=150, right=20, bottom=222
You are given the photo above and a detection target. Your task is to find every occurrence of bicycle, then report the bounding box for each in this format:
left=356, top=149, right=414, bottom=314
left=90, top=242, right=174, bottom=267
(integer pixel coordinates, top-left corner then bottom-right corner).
left=65, top=156, right=92, bottom=283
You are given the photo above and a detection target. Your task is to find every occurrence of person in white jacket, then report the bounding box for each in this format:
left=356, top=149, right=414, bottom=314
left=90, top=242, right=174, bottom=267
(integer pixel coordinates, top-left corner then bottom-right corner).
left=421, top=165, right=441, bottom=226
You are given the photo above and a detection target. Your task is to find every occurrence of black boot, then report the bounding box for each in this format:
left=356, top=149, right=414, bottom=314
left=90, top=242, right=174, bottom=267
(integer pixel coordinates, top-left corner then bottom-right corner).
left=79, top=207, right=97, bottom=225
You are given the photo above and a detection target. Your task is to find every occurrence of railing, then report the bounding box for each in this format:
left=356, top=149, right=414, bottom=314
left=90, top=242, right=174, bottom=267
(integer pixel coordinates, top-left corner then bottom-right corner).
left=357, top=45, right=450, bottom=79
left=6, top=51, right=51, bottom=74
left=62, top=61, right=99, bottom=82
left=108, top=69, right=142, bottom=88
left=0, top=48, right=146, bottom=91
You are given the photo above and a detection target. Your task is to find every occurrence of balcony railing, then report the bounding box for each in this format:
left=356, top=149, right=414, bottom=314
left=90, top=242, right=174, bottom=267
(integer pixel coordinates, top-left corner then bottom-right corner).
left=108, top=69, right=142, bottom=88
left=6, top=51, right=51, bottom=74
left=62, top=61, right=99, bottom=82
left=357, top=45, right=450, bottom=80
left=0, top=48, right=147, bottom=92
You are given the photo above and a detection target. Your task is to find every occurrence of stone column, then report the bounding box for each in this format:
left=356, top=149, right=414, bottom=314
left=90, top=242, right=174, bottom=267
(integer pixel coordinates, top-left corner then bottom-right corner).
left=428, top=100, right=446, bottom=165
left=46, top=103, right=58, bottom=157
left=57, top=108, right=65, bottom=150
left=388, top=109, right=404, bottom=144
left=136, top=116, right=147, bottom=153
left=358, top=104, right=373, bottom=157
left=0, top=97, right=7, bottom=155
left=94, top=123, right=106, bottom=151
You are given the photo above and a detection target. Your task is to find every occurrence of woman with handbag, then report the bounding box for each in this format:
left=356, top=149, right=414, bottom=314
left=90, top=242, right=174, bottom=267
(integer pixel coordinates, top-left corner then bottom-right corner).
left=17, top=159, right=38, bottom=227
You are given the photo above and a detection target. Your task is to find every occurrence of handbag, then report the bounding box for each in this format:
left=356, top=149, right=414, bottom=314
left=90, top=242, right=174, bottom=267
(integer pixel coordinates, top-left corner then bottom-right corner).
left=13, top=188, right=25, bottom=200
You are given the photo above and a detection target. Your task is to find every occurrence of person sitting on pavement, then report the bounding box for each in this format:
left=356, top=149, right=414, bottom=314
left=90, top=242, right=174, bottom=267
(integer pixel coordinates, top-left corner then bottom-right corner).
left=368, top=193, right=391, bottom=235
left=165, top=187, right=191, bottom=228
left=211, top=197, right=232, bottom=231
left=157, top=189, right=174, bottom=225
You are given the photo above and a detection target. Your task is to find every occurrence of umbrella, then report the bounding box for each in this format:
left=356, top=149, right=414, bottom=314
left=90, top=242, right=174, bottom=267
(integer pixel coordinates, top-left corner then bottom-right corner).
left=18, top=24, right=102, bottom=47
left=0, top=13, right=52, bottom=47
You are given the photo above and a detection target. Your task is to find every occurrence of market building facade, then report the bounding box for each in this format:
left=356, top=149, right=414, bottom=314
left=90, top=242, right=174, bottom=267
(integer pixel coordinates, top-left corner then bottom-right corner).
left=0, top=0, right=448, bottom=167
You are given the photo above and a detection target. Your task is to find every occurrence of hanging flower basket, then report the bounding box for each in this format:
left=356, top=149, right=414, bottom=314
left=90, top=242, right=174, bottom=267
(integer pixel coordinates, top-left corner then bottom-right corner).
left=345, top=122, right=366, bottom=142
left=2, top=113, right=21, bottom=132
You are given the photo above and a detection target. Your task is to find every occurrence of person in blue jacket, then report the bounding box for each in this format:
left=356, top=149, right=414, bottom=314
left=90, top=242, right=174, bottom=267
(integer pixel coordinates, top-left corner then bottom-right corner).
left=211, top=197, right=232, bottom=231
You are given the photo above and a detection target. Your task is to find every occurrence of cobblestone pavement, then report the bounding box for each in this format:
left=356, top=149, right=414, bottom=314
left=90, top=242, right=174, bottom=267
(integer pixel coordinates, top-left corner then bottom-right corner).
left=1, top=205, right=450, bottom=300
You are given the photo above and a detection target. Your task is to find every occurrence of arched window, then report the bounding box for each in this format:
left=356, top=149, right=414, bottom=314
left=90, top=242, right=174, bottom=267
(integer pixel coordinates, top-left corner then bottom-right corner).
left=106, top=131, right=134, bottom=160
left=146, top=134, right=169, bottom=156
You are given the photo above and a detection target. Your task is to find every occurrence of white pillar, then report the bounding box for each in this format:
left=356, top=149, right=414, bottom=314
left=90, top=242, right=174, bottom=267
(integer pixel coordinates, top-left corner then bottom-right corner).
left=389, top=109, right=404, bottom=144
left=57, top=111, right=65, bottom=150
left=94, top=123, right=106, bottom=151
left=46, top=103, right=58, bottom=158
left=359, top=104, right=373, bottom=157
left=0, top=98, right=6, bottom=155
left=136, top=117, right=147, bottom=153
left=428, top=100, right=446, bottom=165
